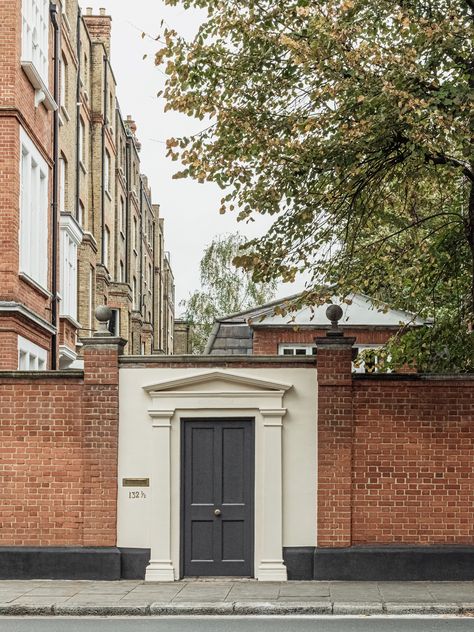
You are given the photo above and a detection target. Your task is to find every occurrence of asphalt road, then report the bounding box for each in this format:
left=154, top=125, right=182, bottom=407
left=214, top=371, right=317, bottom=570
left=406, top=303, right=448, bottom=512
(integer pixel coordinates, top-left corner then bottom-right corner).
left=1, top=617, right=473, bottom=632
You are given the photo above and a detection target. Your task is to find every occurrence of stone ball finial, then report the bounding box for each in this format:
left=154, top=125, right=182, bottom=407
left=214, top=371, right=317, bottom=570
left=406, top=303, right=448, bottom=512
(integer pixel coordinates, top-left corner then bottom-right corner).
left=95, top=305, right=112, bottom=323
left=94, top=305, right=112, bottom=336
left=326, top=304, right=343, bottom=330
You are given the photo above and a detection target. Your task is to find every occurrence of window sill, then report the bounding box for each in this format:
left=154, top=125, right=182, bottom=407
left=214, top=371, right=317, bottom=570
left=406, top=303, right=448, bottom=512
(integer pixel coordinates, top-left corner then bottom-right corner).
left=21, top=61, right=57, bottom=112
left=59, top=313, right=81, bottom=329
left=19, top=272, right=52, bottom=298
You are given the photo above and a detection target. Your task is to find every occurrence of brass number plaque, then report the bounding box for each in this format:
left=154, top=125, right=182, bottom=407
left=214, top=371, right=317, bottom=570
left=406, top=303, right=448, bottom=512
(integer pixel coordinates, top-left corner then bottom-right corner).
left=122, top=478, right=150, bottom=487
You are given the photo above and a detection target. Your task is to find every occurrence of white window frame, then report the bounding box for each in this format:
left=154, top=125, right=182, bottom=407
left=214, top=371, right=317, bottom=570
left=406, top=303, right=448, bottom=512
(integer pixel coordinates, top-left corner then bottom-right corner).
left=60, top=215, right=82, bottom=321
left=278, top=344, right=316, bottom=356
left=18, top=335, right=47, bottom=371
left=21, top=0, right=50, bottom=87
left=352, top=344, right=386, bottom=374
left=19, top=127, right=49, bottom=290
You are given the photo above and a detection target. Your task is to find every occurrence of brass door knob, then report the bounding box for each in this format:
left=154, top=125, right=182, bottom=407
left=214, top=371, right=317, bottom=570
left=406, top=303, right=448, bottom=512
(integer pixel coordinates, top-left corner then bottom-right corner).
left=214, top=509, right=222, bottom=516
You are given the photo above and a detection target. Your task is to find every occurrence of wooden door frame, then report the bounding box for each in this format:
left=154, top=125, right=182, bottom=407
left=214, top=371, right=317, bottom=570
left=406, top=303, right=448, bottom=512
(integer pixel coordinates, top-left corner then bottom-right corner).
left=180, top=417, right=255, bottom=579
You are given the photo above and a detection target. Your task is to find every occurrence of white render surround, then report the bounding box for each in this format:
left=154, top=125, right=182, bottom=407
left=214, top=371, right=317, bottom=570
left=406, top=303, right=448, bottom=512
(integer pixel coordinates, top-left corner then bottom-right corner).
left=117, top=367, right=317, bottom=582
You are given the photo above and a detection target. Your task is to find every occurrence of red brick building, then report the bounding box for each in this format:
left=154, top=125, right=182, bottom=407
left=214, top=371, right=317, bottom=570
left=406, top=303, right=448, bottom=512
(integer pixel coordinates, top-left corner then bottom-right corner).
left=0, top=0, right=58, bottom=370
left=205, top=293, right=430, bottom=370
left=0, top=1, right=176, bottom=372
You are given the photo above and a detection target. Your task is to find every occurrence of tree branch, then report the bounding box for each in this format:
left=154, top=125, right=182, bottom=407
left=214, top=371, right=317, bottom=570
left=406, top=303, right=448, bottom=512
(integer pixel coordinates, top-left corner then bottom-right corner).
left=425, top=154, right=474, bottom=182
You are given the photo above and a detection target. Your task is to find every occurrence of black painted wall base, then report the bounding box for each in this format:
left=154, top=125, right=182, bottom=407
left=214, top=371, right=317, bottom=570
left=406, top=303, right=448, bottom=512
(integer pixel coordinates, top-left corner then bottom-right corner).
left=313, top=546, right=474, bottom=581
left=0, top=547, right=122, bottom=580
left=2, top=545, right=473, bottom=581
left=285, top=546, right=474, bottom=581
left=0, top=547, right=151, bottom=581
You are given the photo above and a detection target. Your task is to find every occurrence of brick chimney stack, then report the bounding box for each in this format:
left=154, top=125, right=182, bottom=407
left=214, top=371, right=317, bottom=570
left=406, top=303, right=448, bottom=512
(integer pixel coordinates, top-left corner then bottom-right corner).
left=83, top=8, right=112, bottom=56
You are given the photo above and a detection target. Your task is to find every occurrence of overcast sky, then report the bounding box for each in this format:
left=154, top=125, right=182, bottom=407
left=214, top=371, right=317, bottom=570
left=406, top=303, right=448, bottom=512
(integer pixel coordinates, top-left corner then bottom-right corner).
left=80, top=1, right=305, bottom=310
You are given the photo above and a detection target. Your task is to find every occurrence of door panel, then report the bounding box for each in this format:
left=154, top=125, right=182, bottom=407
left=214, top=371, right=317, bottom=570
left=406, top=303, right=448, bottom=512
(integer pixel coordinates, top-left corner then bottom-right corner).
left=182, top=419, right=254, bottom=577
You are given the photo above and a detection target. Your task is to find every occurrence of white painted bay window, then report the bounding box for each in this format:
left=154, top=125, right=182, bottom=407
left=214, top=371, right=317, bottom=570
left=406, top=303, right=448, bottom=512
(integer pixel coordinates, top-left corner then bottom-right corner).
left=60, top=215, right=82, bottom=321
left=21, top=0, right=49, bottom=84
left=18, top=336, right=47, bottom=370
left=19, top=127, right=48, bottom=289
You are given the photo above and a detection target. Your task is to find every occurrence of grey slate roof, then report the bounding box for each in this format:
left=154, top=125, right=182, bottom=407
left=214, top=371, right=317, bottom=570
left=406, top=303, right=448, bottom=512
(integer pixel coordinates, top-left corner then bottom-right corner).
left=206, top=322, right=253, bottom=356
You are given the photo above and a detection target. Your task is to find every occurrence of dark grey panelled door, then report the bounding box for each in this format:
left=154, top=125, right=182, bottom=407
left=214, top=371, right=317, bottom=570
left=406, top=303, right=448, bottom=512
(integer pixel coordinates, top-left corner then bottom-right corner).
left=182, top=419, right=254, bottom=577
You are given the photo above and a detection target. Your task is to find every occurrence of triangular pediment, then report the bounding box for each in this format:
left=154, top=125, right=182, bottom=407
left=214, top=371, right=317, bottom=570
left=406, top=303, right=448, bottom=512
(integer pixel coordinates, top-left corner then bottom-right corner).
left=143, top=370, right=292, bottom=395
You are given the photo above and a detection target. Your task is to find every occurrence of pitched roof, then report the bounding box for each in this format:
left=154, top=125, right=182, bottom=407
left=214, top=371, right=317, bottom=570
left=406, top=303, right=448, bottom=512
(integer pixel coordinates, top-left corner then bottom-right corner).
left=205, top=292, right=431, bottom=355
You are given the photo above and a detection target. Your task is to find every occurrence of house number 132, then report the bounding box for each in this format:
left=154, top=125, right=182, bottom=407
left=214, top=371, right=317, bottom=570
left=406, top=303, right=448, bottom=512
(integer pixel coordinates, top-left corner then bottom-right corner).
left=128, top=491, right=146, bottom=499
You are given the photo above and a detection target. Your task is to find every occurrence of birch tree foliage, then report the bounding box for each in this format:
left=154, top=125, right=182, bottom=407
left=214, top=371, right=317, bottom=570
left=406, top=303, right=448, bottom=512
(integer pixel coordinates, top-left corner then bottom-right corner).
left=157, top=0, right=474, bottom=371
left=182, top=234, right=277, bottom=354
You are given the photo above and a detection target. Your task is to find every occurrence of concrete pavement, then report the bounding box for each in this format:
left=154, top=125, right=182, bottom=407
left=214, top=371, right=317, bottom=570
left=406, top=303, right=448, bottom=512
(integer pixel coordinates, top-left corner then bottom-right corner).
left=0, top=580, right=473, bottom=616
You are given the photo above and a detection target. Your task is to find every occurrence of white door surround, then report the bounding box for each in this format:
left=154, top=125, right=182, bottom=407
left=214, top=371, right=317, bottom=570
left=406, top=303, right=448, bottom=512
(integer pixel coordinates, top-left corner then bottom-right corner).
left=142, top=370, right=292, bottom=582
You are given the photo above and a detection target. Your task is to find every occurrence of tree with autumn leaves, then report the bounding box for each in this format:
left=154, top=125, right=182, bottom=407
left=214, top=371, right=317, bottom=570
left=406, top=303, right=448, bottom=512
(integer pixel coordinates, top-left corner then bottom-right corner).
left=157, top=0, right=474, bottom=371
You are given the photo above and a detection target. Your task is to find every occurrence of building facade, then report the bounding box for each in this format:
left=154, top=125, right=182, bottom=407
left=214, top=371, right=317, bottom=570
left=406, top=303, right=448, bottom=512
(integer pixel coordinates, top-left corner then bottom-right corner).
left=0, top=310, right=473, bottom=582
left=0, top=0, right=175, bottom=371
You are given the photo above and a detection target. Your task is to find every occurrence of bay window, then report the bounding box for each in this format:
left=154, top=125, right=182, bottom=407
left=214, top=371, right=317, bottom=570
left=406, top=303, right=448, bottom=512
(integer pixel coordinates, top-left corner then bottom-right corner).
left=60, top=215, right=82, bottom=320
left=21, top=0, right=49, bottom=86
left=19, top=127, right=48, bottom=289
left=18, top=336, right=47, bottom=371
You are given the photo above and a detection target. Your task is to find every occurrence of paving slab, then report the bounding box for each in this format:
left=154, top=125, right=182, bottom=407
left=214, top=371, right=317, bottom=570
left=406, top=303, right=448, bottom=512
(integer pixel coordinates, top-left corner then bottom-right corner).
left=26, top=586, right=82, bottom=597
left=428, top=584, right=474, bottom=602
left=173, top=584, right=232, bottom=602
left=0, top=595, right=25, bottom=605
left=279, top=582, right=330, bottom=598
left=10, top=597, right=70, bottom=607
left=227, top=583, right=280, bottom=600
left=378, top=584, right=435, bottom=603
left=329, top=582, right=381, bottom=602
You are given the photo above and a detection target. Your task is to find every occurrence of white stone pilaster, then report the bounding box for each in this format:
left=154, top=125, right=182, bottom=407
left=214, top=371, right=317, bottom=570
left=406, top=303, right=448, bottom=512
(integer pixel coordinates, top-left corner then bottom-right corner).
left=145, top=410, right=175, bottom=582
left=257, top=408, right=287, bottom=581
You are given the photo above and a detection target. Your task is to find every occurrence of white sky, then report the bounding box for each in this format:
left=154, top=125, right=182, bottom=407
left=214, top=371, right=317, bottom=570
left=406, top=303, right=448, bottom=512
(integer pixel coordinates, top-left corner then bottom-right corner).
left=79, top=1, right=305, bottom=310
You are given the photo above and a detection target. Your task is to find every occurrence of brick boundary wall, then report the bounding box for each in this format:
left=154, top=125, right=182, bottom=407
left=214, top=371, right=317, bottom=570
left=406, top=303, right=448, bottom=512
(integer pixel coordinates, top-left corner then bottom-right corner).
left=352, top=375, right=474, bottom=545
left=0, top=336, right=125, bottom=548
left=316, top=333, right=474, bottom=549
left=0, top=372, right=84, bottom=546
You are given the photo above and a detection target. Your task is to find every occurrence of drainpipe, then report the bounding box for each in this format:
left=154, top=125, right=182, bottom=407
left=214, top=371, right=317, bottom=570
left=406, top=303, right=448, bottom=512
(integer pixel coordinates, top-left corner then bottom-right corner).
left=74, top=6, right=81, bottom=223
left=50, top=3, right=60, bottom=370
left=101, top=54, right=108, bottom=265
